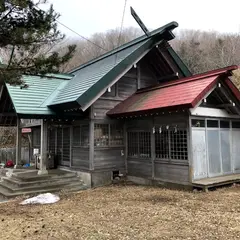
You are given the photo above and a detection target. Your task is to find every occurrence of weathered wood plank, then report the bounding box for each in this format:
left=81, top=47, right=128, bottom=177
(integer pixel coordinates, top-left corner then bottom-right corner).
left=72, top=147, right=89, bottom=169
left=94, top=148, right=125, bottom=170
left=127, top=159, right=152, bottom=178
left=154, top=162, right=189, bottom=184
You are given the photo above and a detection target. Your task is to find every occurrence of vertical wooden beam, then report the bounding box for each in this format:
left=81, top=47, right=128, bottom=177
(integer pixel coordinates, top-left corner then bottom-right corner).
left=124, top=121, right=128, bottom=174
left=151, top=117, right=155, bottom=180
left=89, top=106, right=94, bottom=171
left=14, top=118, right=22, bottom=168
left=137, top=63, right=141, bottom=90
left=54, top=127, right=57, bottom=155
left=69, top=125, right=73, bottom=168
left=38, top=119, right=48, bottom=175
left=188, top=116, right=193, bottom=184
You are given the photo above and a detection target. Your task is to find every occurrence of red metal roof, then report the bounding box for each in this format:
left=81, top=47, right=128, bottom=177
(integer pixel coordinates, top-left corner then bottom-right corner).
left=108, top=65, right=239, bottom=116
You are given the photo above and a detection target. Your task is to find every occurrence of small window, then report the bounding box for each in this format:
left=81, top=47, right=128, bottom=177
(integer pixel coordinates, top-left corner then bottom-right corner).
left=220, top=121, right=230, bottom=129
left=232, top=121, right=240, bottom=129
left=191, top=119, right=205, bottom=127
left=207, top=120, right=219, bottom=128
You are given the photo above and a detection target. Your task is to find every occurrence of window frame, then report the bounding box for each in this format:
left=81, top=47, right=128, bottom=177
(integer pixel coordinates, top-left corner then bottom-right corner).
left=154, top=127, right=188, bottom=161
left=94, top=123, right=124, bottom=148
left=127, top=130, right=151, bottom=159
left=72, top=124, right=89, bottom=148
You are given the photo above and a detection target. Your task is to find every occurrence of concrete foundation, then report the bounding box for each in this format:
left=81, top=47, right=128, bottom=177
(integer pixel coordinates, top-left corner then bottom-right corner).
left=127, top=176, right=193, bottom=191
left=91, top=171, right=112, bottom=187
left=76, top=171, right=92, bottom=187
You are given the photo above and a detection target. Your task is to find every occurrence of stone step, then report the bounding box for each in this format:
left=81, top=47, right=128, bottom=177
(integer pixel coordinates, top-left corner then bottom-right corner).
left=0, top=178, right=84, bottom=193
left=11, top=172, right=77, bottom=182
left=0, top=184, right=86, bottom=198
left=2, top=176, right=82, bottom=188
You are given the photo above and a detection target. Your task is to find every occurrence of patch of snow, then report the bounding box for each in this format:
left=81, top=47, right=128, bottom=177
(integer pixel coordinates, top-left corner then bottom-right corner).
left=20, top=193, right=60, bottom=205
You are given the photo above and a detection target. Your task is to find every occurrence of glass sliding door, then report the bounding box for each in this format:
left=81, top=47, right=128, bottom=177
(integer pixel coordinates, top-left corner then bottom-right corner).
left=206, top=120, right=221, bottom=177
left=220, top=121, right=231, bottom=174
left=232, top=121, right=240, bottom=173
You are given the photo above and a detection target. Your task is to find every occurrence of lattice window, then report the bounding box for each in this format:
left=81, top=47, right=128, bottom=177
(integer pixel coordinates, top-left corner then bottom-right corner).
left=127, top=131, right=151, bottom=159
left=127, top=132, right=138, bottom=157
left=155, top=130, right=169, bottom=159
left=73, top=125, right=89, bottom=147
left=170, top=130, right=188, bottom=160
left=73, top=126, right=80, bottom=146
left=94, top=124, right=109, bottom=147
left=110, top=125, right=123, bottom=146
left=139, top=132, right=151, bottom=158
left=80, top=125, right=89, bottom=147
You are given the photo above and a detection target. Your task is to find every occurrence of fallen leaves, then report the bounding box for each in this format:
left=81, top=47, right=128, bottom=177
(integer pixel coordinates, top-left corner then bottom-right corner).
left=0, top=185, right=240, bottom=239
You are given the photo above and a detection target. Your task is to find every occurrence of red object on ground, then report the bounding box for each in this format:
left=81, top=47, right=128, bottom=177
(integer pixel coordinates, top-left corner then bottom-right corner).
left=5, top=160, right=14, bottom=168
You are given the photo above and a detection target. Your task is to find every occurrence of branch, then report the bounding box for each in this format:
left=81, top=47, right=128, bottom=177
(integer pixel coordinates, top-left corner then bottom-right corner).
left=7, top=46, right=15, bottom=68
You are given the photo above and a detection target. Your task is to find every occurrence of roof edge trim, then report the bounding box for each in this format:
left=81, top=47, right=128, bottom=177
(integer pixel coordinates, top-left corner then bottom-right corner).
left=69, top=22, right=178, bottom=74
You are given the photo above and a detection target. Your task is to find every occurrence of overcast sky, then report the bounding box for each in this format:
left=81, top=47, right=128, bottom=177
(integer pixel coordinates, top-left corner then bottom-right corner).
left=44, top=0, right=240, bottom=38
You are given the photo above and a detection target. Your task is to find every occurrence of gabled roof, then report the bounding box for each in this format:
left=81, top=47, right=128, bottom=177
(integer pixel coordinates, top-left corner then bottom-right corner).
left=107, top=66, right=239, bottom=117
left=49, top=21, right=191, bottom=111
left=6, top=74, right=72, bottom=116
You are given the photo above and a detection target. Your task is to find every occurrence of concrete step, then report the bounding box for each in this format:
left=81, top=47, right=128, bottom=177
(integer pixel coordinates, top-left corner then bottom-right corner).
left=0, top=182, right=88, bottom=198
left=0, top=185, right=64, bottom=198
left=0, top=178, right=84, bottom=193
left=11, top=172, right=77, bottom=182
left=2, top=176, right=83, bottom=188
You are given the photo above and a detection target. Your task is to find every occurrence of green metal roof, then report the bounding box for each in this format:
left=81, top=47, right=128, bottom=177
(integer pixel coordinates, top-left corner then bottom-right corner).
left=4, top=21, right=191, bottom=116
left=6, top=74, right=72, bottom=116
left=49, top=21, right=181, bottom=111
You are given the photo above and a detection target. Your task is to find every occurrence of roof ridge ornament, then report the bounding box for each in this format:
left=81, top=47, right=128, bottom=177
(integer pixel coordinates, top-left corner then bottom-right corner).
left=130, top=7, right=150, bottom=36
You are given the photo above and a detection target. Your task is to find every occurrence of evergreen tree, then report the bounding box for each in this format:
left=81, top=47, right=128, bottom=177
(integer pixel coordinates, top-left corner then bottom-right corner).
left=0, top=0, right=76, bottom=84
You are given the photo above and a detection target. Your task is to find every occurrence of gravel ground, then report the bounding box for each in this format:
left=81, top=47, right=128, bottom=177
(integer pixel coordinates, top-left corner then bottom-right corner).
left=0, top=184, right=240, bottom=240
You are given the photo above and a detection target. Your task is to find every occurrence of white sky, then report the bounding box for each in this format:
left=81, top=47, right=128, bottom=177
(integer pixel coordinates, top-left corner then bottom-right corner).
left=44, top=0, right=240, bottom=38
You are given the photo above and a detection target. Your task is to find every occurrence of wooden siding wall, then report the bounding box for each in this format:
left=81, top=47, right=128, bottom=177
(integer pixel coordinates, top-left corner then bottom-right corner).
left=93, top=64, right=158, bottom=121
left=72, top=147, right=89, bottom=169
left=126, top=114, right=190, bottom=184
left=91, top=64, right=159, bottom=173
left=94, top=147, right=125, bottom=171
left=139, top=63, right=158, bottom=89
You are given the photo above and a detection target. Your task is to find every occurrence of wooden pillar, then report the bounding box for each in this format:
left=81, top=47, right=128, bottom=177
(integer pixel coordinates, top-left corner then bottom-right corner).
left=69, top=126, right=73, bottom=167
left=89, top=105, right=94, bottom=171
left=14, top=118, right=22, bottom=168
left=151, top=117, right=155, bottom=180
left=89, top=120, right=94, bottom=170
left=38, top=119, right=48, bottom=175
left=137, top=63, right=141, bottom=90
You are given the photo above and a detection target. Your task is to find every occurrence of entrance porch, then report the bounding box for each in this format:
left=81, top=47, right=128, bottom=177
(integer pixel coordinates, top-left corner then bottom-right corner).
left=0, top=168, right=87, bottom=198
left=192, top=173, right=240, bottom=192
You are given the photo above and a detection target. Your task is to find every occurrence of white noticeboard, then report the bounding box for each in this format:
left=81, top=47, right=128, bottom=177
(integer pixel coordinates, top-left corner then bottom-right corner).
left=33, top=148, right=39, bottom=154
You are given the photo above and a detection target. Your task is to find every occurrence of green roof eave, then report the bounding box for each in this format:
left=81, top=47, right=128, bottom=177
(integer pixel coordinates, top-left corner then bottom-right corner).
left=167, top=47, right=192, bottom=77
left=76, top=36, right=161, bottom=110
left=69, top=21, right=179, bottom=74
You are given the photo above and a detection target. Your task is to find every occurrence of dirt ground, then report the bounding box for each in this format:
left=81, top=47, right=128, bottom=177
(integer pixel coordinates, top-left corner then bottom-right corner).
left=0, top=184, right=240, bottom=240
